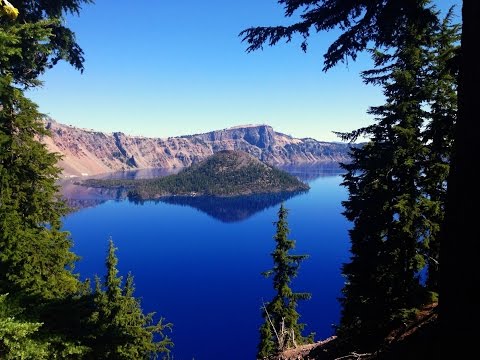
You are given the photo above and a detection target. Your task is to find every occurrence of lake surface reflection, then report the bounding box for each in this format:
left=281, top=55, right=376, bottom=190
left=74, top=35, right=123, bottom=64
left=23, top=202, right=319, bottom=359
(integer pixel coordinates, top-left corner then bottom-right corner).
left=62, top=163, right=350, bottom=360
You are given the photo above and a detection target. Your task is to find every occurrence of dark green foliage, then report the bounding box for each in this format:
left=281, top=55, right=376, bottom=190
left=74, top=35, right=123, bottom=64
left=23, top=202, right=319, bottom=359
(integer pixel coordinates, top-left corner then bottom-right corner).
left=338, top=34, right=425, bottom=348
left=0, top=87, right=88, bottom=356
left=83, top=150, right=309, bottom=199
left=88, top=239, right=173, bottom=359
left=241, top=0, right=464, bottom=350
left=0, top=7, right=99, bottom=353
left=1, top=2, right=91, bottom=356
left=420, top=11, right=459, bottom=292
left=258, top=205, right=312, bottom=359
left=242, top=1, right=479, bottom=351
left=336, top=9, right=458, bottom=349
left=240, top=0, right=436, bottom=71
left=0, top=294, right=48, bottom=359
left=0, top=77, right=79, bottom=301
left=1, top=0, right=91, bottom=300
left=2, top=3, right=174, bottom=358
left=2, top=0, right=93, bottom=88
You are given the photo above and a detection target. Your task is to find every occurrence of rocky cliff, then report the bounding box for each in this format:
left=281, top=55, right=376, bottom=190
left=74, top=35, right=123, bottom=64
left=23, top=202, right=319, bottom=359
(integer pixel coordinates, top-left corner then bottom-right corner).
left=42, top=120, right=353, bottom=177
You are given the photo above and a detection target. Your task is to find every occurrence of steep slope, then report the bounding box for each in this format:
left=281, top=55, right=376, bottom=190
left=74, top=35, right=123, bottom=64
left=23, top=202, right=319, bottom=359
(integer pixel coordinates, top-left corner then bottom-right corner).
left=42, top=119, right=354, bottom=177
left=83, top=150, right=309, bottom=198
left=265, top=303, right=439, bottom=360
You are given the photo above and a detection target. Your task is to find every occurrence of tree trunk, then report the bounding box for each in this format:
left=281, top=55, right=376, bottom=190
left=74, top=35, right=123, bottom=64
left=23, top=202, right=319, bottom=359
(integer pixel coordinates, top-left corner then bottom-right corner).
left=442, top=0, right=479, bottom=352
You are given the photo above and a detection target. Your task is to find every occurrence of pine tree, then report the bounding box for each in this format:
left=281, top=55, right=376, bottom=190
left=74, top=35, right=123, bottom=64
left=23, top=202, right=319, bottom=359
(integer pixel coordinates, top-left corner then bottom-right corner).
left=335, top=17, right=437, bottom=349
left=240, top=0, right=477, bottom=346
left=1, top=0, right=91, bottom=300
left=89, top=239, right=173, bottom=359
left=0, top=82, right=97, bottom=355
left=0, top=294, right=48, bottom=359
left=2, top=2, right=159, bottom=357
left=0, top=83, right=79, bottom=300
left=2, top=0, right=93, bottom=88
left=2, top=3, right=177, bottom=357
left=421, top=11, right=459, bottom=293
left=258, top=205, right=311, bottom=359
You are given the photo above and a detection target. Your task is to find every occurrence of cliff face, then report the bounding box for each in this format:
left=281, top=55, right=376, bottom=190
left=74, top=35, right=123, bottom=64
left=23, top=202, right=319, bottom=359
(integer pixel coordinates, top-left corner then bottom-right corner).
left=42, top=120, right=353, bottom=177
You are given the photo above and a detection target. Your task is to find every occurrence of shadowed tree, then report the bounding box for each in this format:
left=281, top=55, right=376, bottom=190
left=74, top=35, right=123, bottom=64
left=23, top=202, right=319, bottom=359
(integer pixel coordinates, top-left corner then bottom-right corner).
left=420, top=11, right=459, bottom=293
left=241, top=0, right=476, bottom=346
left=336, top=14, right=439, bottom=348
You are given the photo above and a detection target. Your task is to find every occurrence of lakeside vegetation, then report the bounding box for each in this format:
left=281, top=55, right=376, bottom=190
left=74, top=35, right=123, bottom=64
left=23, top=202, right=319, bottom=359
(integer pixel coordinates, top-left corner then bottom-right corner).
left=0, top=1, right=172, bottom=358
left=81, top=150, right=309, bottom=200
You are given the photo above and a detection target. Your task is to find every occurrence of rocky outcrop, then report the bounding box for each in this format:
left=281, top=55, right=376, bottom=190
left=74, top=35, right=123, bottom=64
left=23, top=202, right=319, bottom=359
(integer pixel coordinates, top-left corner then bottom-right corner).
left=42, top=120, right=354, bottom=177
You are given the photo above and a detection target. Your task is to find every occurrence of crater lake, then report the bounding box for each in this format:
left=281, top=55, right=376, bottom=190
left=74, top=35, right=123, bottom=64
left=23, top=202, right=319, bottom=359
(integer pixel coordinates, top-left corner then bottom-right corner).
left=61, top=164, right=350, bottom=360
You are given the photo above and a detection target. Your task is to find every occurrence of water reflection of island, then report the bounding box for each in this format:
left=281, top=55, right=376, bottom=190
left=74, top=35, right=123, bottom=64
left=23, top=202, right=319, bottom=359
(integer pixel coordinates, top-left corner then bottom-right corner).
left=60, top=168, right=178, bottom=211
left=60, top=180, right=128, bottom=211
left=132, top=191, right=307, bottom=223
left=278, top=162, right=344, bottom=182
left=60, top=163, right=343, bottom=217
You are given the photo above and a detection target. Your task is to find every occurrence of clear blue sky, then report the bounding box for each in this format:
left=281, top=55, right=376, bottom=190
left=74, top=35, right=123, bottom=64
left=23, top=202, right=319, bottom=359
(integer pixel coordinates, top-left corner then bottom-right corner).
left=27, top=0, right=460, bottom=141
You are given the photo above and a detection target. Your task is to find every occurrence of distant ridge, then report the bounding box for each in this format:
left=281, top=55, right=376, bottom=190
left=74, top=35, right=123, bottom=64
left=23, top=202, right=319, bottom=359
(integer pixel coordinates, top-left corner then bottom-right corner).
left=42, top=119, right=355, bottom=177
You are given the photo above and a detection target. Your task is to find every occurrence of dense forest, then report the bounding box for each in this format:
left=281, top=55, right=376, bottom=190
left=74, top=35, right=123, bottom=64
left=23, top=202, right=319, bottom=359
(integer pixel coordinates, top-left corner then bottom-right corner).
left=1, top=0, right=476, bottom=359
left=82, top=150, right=309, bottom=199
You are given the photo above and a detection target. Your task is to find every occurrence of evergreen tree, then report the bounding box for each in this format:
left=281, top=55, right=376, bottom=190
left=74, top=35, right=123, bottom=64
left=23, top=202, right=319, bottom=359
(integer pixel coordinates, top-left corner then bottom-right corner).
left=334, top=9, right=458, bottom=350
left=2, top=0, right=92, bottom=88
left=1, top=7, right=89, bottom=355
left=89, top=239, right=173, bottom=359
left=240, top=0, right=477, bottom=346
left=258, top=205, right=311, bottom=359
left=420, top=11, right=459, bottom=292
left=2, top=3, right=176, bottom=357
left=0, top=82, right=90, bottom=358
left=0, top=294, right=48, bottom=359
left=336, top=17, right=434, bottom=347
left=2, top=3, right=175, bottom=358
left=1, top=0, right=91, bottom=301
left=0, top=83, right=79, bottom=300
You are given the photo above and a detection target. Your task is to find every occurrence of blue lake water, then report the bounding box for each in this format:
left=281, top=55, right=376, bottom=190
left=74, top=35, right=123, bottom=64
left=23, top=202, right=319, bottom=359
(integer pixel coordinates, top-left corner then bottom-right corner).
left=62, top=165, right=351, bottom=360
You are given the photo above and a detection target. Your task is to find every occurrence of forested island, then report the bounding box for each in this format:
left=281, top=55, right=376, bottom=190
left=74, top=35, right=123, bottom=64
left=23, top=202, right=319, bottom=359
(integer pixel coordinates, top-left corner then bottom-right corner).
left=82, top=150, right=309, bottom=200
